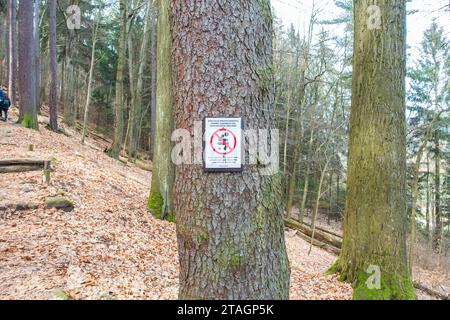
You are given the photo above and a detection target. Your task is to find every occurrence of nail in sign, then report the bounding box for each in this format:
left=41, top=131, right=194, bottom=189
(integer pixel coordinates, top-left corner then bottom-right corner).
left=203, top=117, right=243, bottom=172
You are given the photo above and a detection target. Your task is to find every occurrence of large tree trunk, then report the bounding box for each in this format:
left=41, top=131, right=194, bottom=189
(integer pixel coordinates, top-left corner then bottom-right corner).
left=330, top=0, right=415, bottom=300
left=48, top=0, right=58, bottom=132
left=7, top=0, right=17, bottom=105
left=148, top=0, right=175, bottom=221
left=18, top=0, right=38, bottom=129
left=109, top=0, right=127, bottom=159
left=171, top=0, right=290, bottom=299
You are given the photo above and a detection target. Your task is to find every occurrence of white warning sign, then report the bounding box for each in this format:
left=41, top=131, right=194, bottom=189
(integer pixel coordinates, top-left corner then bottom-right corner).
left=203, top=117, right=243, bottom=172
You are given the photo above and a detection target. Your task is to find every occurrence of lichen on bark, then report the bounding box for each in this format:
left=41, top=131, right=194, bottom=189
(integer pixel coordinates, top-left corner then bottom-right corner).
left=327, top=0, right=415, bottom=300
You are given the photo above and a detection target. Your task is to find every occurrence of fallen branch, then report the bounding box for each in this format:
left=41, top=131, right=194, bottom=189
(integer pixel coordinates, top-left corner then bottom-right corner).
left=0, top=165, right=44, bottom=173
left=298, top=220, right=343, bottom=239
left=284, top=218, right=342, bottom=249
left=293, top=230, right=341, bottom=255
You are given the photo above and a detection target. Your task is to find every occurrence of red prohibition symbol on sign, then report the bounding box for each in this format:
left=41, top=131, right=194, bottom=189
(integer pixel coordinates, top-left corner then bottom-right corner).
left=210, top=128, right=237, bottom=156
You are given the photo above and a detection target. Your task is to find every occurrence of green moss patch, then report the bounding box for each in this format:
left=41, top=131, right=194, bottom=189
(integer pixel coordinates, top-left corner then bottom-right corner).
left=20, top=112, right=38, bottom=130
left=353, top=271, right=416, bottom=300
left=45, top=197, right=74, bottom=212
left=148, top=190, right=164, bottom=218
left=49, top=289, right=71, bottom=300
left=148, top=190, right=174, bottom=222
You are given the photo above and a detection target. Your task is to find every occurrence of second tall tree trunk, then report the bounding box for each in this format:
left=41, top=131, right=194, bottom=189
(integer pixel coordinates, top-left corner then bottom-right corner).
left=18, top=0, right=38, bottom=129
left=329, top=0, right=415, bottom=300
left=148, top=0, right=175, bottom=221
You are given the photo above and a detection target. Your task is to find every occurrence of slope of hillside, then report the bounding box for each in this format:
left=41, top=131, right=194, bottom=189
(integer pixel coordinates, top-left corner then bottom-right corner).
left=0, top=111, right=410, bottom=300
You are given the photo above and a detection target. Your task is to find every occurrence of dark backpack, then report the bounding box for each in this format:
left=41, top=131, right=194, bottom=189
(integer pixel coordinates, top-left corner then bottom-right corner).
left=0, top=98, right=10, bottom=109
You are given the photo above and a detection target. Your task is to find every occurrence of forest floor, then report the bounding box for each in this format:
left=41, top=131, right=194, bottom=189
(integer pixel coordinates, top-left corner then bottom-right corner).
left=0, top=110, right=447, bottom=300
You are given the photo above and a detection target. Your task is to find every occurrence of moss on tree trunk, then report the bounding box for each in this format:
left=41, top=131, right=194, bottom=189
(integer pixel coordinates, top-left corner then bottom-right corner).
left=148, top=0, right=175, bottom=222
left=18, top=0, right=38, bottom=131
left=328, top=0, right=415, bottom=300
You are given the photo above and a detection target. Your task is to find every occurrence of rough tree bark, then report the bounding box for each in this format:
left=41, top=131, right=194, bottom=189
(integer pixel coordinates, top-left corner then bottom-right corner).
left=18, top=0, right=38, bottom=129
left=171, top=0, right=290, bottom=299
left=48, top=0, right=58, bottom=132
left=148, top=0, right=175, bottom=221
left=329, top=0, right=415, bottom=300
left=109, top=0, right=127, bottom=159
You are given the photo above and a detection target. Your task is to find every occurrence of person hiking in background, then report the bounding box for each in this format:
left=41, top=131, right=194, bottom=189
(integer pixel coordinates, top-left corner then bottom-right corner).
left=0, top=87, right=11, bottom=121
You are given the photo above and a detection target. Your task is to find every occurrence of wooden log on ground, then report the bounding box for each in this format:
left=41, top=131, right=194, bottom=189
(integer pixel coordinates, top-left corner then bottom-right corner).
left=293, top=229, right=341, bottom=255
left=0, top=158, right=48, bottom=166
left=0, top=159, right=52, bottom=174
left=284, top=218, right=343, bottom=249
left=298, top=220, right=343, bottom=239
left=0, top=165, right=43, bottom=173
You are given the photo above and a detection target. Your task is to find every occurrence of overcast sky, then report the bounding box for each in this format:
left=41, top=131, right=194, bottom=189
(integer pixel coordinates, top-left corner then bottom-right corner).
left=271, top=0, right=449, bottom=62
